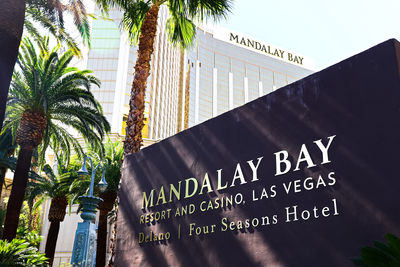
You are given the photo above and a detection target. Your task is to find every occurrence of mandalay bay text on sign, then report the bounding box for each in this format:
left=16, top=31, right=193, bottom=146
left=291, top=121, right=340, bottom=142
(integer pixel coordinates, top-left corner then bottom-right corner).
left=138, top=135, right=339, bottom=244
left=210, top=27, right=314, bottom=68
left=228, top=33, right=304, bottom=65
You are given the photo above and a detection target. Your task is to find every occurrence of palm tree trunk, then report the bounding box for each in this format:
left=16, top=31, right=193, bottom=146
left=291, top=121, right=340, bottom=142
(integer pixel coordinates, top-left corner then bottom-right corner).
left=45, top=197, right=67, bottom=265
left=45, top=220, right=60, bottom=266
left=123, top=4, right=160, bottom=155
left=97, top=191, right=117, bottom=267
left=109, top=6, right=160, bottom=266
left=3, top=111, right=46, bottom=240
left=0, top=0, right=25, bottom=130
left=2, top=147, right=33, bottom=241
left=96, top=209, right=109, bottom=267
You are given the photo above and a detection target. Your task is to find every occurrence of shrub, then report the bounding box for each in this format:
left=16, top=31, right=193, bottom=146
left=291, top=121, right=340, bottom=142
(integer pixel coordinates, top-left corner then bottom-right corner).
left=353, top=233, right=400, bottom=267
left=16, top=230, right=43, bottom=249
left=0, top=239, right=48, bottom=266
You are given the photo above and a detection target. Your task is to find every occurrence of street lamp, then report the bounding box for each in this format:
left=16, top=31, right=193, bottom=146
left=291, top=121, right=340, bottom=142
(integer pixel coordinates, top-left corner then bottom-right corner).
left=71, top=154, right=108, bottom=267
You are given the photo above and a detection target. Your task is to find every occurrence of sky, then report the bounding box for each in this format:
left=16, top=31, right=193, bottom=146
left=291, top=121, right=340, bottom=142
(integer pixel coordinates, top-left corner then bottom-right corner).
left=217, top=0, right=400, bottom=71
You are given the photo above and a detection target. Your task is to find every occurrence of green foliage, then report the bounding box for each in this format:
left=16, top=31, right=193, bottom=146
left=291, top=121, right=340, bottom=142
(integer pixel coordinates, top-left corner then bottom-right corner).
left=104, top=138, right=123, bottom=191
left=63, top=155, right=92, bottom=210
left=4, top=35, right=110, bottom=168
left=165, top=9, right=196, bottom=49
left=353, top=233, right=400, bottom=267
left=89, top=137, right=123, bottom=192
left=26, top=0, right=91, bottom=49
left=16, top=229, right=43, bottom=250
left=71, top=137, right=123, bottom=196
left=24, top=232, right=43, bottom=250
left=24, top=7, right=81, bottom=57
left=15, top=202, right=42, bottom=237
left=0, top=239, right=48, bottom=267
left=119, top=0, right=232, bottom=48
left=69, top=138, right=123, bottom=215
left=30, top=163, right=78, bottom=200
left=16, top=202, right=29, bottom=235
left=121, top=0, right=151, bottom=44
left=26, top=153, right=81, bottom=217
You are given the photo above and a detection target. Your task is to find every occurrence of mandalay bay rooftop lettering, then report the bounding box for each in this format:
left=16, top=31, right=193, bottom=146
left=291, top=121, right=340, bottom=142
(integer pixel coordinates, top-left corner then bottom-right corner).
left=229, top=33, right=304, bottom=65
left=142, top=135, right=336, bottom=209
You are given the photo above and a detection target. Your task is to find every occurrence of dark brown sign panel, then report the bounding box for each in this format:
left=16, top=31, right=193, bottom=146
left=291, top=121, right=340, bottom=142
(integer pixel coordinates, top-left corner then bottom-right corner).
left=115, top=39, right=400, bottom=267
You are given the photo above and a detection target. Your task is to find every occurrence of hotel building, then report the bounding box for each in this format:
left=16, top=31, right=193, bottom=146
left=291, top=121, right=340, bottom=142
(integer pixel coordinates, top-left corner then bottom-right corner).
left=183, top=26, right=313, bottom=130
left=86, top=6, right=314, bottom=142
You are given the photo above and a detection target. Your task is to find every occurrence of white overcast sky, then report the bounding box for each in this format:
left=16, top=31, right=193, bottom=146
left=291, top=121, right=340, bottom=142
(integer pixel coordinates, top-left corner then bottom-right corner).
left=217, top=0, right=400, bottom=70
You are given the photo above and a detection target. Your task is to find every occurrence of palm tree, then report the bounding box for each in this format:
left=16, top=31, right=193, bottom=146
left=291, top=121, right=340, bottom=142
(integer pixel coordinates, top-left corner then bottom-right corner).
left=0, top=0, right=93, bottom=131
left=2, top=36, right=110, bottom=241
left=98, top=1, right=233, bottom=264
left=27, top=160, right=78, bottom=266
left=121, top=0, right=232, bottom=155
left=93, top=138, right=123, bottom=267
left=106, top=2, right=232, bottom=265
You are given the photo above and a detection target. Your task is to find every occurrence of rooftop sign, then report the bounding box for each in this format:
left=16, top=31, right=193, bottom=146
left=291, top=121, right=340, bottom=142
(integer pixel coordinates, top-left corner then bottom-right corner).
left=212, top=27, right=315, bottom=69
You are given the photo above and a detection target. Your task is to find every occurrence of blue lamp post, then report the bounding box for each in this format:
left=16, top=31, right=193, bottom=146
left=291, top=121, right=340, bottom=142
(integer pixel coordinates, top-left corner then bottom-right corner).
left=71, top=155, right=108, bottom=267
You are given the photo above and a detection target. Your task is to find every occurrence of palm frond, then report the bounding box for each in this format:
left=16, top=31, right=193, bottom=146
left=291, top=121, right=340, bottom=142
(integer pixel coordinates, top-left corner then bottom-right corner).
left=67, top=0, right=91, bottom=47
left=187, top=0, right=232, bottom=21
left=120, top=1, right=151, bottom=44
left=26, top=0, right=91, bottom=48
left=165, top=12, right=196, bottom=49
left=165, top=0, right=232, bottom=48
